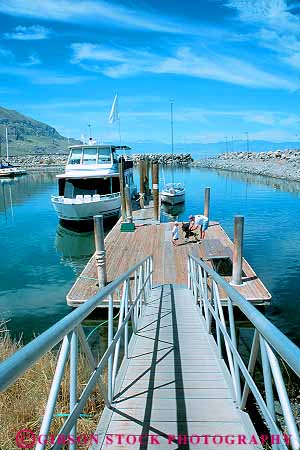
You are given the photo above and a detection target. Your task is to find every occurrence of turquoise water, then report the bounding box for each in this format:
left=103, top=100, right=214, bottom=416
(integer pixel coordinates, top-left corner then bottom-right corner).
left=1, top=168, right=300, bottom=345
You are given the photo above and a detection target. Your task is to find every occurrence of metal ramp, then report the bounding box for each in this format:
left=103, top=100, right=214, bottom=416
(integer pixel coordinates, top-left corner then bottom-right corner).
left=1, top=255, right=300, bottom=450
left=92, top=285, right=258, bottom=449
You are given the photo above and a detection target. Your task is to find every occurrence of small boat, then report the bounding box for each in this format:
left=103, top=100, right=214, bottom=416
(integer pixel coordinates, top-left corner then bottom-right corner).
left=51, top=142, right=137, bottom=221
left=0, top=128, right=27, bottom=177
left=161, top=182, right=185, bottom=205
left=161, top=101, right=185, bottom=205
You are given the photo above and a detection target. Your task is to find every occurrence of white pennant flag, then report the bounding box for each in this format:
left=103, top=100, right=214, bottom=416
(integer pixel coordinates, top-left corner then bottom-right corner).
left=108, top=94, right=119, bottom=124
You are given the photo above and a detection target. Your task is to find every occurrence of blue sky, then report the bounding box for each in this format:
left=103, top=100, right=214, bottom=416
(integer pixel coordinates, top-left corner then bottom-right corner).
left=1, top=0, right=300, bottom=144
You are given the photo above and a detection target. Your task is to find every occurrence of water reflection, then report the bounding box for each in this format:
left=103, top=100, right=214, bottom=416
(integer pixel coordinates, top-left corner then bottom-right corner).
left=161, top=202, right=186, bottom=221
left=55, top=223, right=95, bottom=274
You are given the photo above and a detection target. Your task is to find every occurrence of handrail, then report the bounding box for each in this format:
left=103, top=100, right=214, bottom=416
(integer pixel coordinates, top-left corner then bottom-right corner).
left=188, top=254, right=300, bottom=376
left=188, top=253, right=300, bottom=450
left=0, top=255, right=151, bottom=391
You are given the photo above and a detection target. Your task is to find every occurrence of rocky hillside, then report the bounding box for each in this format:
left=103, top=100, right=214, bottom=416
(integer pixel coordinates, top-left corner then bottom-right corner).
left=0, top=106, right=77, bottom=155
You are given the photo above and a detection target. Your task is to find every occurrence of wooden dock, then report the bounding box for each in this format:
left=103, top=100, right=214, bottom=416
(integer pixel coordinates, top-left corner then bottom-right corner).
left=91, top=285, right=259, bottom=449
left=67, top=205, right=271, bottom=307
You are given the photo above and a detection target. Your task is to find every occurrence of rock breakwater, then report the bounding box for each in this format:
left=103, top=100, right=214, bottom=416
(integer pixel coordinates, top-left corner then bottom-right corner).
left=193, top=149, right=300, bottom=182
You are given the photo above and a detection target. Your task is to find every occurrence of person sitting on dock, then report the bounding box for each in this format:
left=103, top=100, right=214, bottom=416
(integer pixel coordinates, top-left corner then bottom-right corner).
left=172, top=221, right=179, bottom=246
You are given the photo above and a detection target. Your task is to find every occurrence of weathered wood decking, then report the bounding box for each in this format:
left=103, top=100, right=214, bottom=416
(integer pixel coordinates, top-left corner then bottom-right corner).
left=67, top=205, right=271, bottom=306
left=91, top=285, right=258, bottom=449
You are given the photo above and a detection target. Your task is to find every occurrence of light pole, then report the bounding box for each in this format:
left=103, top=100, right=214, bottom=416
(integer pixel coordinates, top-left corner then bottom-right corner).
left=245, top=131, right=249, bottom=152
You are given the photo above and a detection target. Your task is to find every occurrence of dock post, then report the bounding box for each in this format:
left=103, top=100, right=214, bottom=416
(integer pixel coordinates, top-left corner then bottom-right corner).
left=118, top=157, right=126, bottom=221
left=139, top=159, right=145, bottom=208
left=124, top=184, right=133, bottom=223
left=231, top=215, right=244, bottom=286
left=94, top=215, right=107, bottom=289
left=152, top=162, right=159, bottom=221
left=145, top=158, right=150, bottom=196
left=204, top=187, right=210, bottom=219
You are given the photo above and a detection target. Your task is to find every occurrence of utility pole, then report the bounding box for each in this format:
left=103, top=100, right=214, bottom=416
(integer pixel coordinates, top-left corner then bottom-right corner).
left=245, top=132, right=249, bottom=152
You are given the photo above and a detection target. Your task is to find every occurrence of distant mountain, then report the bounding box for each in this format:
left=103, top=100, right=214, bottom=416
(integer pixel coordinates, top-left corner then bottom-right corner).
left=0, top=106, right=77, bottom=155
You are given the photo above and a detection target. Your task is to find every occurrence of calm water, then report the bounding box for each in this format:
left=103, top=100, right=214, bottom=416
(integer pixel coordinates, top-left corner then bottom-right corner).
left=1, top=168, right=300, bottom=345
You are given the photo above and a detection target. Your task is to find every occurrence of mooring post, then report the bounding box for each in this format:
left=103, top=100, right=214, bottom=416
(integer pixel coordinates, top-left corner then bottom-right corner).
left=118, top=157, right=126, bottom=221
left=145, top=158, right=150, bottom=196
left=124, top=184, right=133, bottom=223
left=152, top=162, right=159, bottom=221
left=139, top=159, right=145, bottom=208
left=204, top=187, right=210, bottom=219
left=94, top=215, right=107, bottom=289
left=231, top=215, right=244, bottom=286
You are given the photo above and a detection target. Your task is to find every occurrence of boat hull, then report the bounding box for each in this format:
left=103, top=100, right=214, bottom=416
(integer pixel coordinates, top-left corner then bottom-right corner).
left=51, top=195, right=121, bottom=221
left=161, top=192, right=185, bottom=205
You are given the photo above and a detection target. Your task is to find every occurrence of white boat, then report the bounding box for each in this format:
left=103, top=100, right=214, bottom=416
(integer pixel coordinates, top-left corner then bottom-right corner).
left=0, top=128, right=27, bottom=177
left=161, top=101, right=185, bottom=206
left=161, top=182, right=185, bottom=205
left=51, top=143, right=137, bottom=221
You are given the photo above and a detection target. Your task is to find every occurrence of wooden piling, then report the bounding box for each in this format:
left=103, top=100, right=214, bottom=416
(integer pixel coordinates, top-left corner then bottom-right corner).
left=94, top=215, right=107, bottom=289
left=124, top=185, right=133, bottom=223
left=231, top=215, right=244, bottom=286
left=204, top=187, right=211, bottom=219
left=118, top=157, right=126, bottom=221
left=152, top=162, right=159, bottom=221
left=139, top=159, right=145, bottom=208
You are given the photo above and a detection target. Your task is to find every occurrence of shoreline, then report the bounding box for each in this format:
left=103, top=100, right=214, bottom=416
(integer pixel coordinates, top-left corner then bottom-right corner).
left=7, top=150, right=300, bottom=183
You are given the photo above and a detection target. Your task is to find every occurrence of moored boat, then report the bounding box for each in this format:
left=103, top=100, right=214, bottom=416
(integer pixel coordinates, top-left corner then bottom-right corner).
left=51, top=143, right=137, bottom=221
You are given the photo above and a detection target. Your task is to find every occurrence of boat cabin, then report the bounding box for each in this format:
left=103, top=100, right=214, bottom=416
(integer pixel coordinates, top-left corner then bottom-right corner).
left=57, top=144, right=134, bottom=199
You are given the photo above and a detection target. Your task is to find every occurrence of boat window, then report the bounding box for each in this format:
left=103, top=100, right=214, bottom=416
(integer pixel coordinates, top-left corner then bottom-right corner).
left=83, top=148, right=97, bottom=165
left=97, top=147, right=111, bottom=164
left=68, top=149, right=82, bottom=165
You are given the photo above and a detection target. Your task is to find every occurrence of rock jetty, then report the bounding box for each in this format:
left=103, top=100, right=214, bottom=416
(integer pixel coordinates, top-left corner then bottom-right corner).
left=132, top=153, right=193, bottom=164
left=193, top=149, right=300, bottom=182
left=8, top=154, right=68, bottom=169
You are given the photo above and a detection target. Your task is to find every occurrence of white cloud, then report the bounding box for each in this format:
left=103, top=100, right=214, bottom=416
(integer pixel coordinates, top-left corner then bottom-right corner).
left=71, top=42, right=297, bottom=90
left=226, top=0, right=300, bottom=70
left=0, top=0, right=217, bottom=34
left=3, top=25, right=51, bottom=40
left=226, top=0, right=300, bottom=33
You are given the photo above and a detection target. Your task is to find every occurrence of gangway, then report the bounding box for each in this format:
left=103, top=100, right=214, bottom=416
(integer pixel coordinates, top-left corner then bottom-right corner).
left=0, top=255, right=300, bottom=450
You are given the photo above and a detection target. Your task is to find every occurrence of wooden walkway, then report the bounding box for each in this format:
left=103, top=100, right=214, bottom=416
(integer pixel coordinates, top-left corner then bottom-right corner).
left=91, top=285, right=258, bottom=449
left=67, top=211, right=271, bottom=306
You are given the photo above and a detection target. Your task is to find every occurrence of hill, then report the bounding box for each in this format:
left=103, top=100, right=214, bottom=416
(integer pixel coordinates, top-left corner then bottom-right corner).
left=0, top=106, right=77, bottom=155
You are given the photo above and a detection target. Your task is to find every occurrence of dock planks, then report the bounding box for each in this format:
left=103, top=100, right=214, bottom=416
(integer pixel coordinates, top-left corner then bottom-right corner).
left=90, top=285, right=258, bottom=450
left=67, top=206, right=271, bottom=306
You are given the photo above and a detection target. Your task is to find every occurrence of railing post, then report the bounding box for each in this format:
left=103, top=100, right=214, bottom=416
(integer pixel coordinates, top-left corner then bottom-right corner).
left=204, top=187, right=210, bottom=219
left=124, top=281, right=129, bottom=359
left=69, top=329, right=78, bottom=449
left=187, top=257, right=191, bottom=289
left=228, top=297, right=241, bottom=406
left=108, top=294, right=113, bottom=404
left=118, top=157, right=126, bottom=221
left=241, top=329, right=259, bottom=409
left=152, top=162, right=159, bottom=221
left=231, top=215, right=244, bottom=286
left=265, top=342, right=300, bottom=450
left=124, top=184, right=133, bottom=223
left=260, top=335, right=275, bottom=420
left=94, top=215, right=107, bottom=289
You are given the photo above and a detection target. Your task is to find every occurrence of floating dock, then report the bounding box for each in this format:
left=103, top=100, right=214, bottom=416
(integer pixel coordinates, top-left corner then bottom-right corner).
left=67, top=203, right=271, bottom=307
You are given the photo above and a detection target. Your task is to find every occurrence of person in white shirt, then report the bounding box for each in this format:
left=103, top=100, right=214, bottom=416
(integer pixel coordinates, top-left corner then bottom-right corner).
left=172, top=221, right=179, bottom=246
left=189, top=214, right=209, bottom=240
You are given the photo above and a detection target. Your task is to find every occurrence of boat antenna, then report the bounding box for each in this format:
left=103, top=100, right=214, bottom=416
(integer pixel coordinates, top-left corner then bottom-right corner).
left=170, top=100, right=174, bottom=184
left=5, top=127, right=9, bottom=161
left=88, top=123, right=93, bottom=144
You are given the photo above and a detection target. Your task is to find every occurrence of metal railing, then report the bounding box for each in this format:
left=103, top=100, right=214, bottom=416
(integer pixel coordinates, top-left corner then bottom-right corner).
left=188, top=254, right=300, bottom=450
left=0, top=255, right=153, bottom=450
